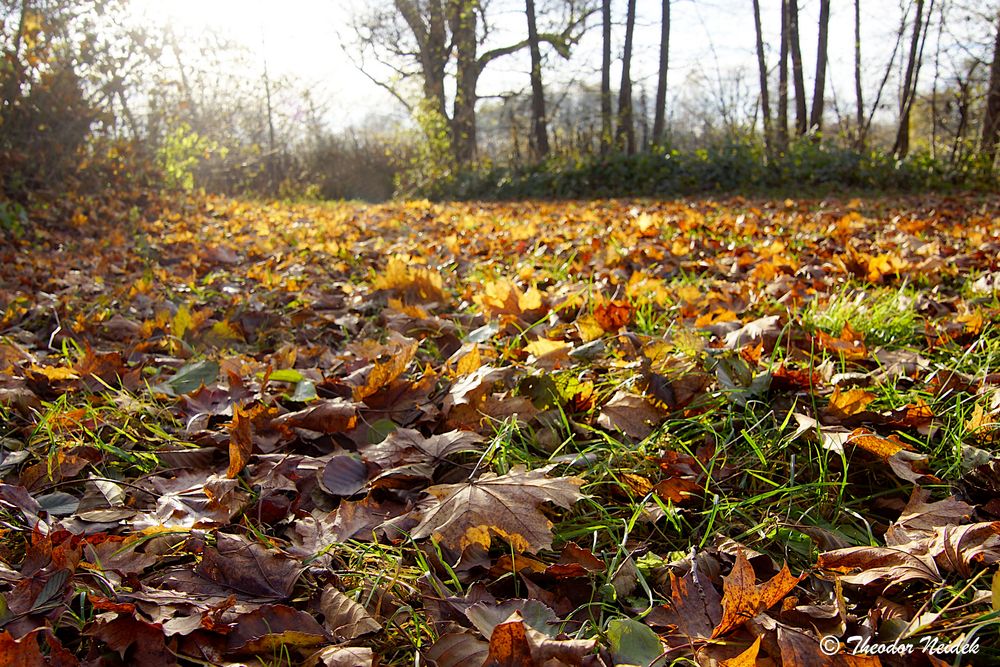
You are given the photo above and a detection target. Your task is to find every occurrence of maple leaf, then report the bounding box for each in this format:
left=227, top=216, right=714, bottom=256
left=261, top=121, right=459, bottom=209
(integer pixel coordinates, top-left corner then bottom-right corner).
left=711, top=552, right=802, bottom=637
left=821, top=387, right=878, bottom=423
left=351, top=336, right=420, bottom=400
left=411, top=465, right=585, bottom=553
left=819, top=488, right=1000, bottom=586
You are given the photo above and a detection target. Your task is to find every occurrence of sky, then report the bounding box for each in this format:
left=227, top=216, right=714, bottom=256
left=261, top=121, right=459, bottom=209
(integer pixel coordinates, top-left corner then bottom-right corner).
left=126, top=0, right=989, bottom=132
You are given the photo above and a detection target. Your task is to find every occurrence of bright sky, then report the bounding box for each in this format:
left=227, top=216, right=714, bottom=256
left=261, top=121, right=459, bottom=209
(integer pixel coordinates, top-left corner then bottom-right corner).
left=126, top=0, right=982, bottom=132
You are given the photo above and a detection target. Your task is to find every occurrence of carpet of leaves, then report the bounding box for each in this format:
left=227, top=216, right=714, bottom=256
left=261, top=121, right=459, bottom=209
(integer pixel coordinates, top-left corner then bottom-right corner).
left=1, top=192, right=1000, bottom=666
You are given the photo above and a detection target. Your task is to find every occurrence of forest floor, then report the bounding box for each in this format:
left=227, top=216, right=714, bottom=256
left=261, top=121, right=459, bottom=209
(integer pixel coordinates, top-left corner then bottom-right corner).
left=1, top=192, right=999, bottom=666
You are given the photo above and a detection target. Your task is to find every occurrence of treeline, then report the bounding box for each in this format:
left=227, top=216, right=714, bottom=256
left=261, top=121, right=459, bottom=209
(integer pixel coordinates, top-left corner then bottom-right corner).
left=1, top=0, right=999, bottom=206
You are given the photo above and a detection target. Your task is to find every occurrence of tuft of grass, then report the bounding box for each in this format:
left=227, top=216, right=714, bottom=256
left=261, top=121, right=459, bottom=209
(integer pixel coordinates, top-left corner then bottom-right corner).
left=803, top=284, right=922, bottom=348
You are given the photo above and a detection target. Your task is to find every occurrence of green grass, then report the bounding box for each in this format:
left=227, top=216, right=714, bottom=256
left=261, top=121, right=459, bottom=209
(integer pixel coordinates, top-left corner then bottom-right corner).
left=803, top=284, right=923, bottom=348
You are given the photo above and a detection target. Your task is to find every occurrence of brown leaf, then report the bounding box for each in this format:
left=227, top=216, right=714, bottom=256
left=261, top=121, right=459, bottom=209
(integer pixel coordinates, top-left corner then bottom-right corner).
left=87, top=615, right=178, bottom=666
left=0, top=630, right=45, bottom=667
left=723, top=315, right=782, bottom=350
left=318, top=455, right=369, bottom=497
left=361, top=428, right=484, bottom=471
left=226, top=604, right=329, bottom=654
left=719, top=635, right=761, bottom=667
left=272, top=398, right=359, bottom=433
left=484, top=619, right=534, bottom=667
left=846, top=428, right=910, bottom=459
left=352, top=336, right=419, bottom=400
left=196, top=533, right=302, bottom=599
left=647, top=557, right=723, bottom=640
left=597, top=391, right=665, bottom=440
left=654, top=477, right=703, bottom=504
left=817, top=545, right=941, bottom=588
left=425, top=631, right=490, bottom=667
left=318, top=586, right=381, bottom=641
left=751, top=614, right=881, bottom=666
left=822, top=387, right=877, bottom=422
left=412, top=465, right=585, bottom=553
left=814, top=324, right=868, bottom=360
left=306, top=646, right=375, bottom=667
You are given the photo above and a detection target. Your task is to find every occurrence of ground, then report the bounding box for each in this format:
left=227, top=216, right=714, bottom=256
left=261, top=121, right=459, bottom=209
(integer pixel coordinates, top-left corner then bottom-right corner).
left=0, top=192, right=999, bottom=666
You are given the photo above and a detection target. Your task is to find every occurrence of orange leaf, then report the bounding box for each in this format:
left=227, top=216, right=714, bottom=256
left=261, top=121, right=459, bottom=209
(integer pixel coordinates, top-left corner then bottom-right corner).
left=720, top=636, right=761, bottom=667
left=227, top=404, right=253, bottom=479
left=712, top=552, right=802, bottom=638
left=594, top=300, right=633, bottom=331
left=847, top=428, right=911, bottom=459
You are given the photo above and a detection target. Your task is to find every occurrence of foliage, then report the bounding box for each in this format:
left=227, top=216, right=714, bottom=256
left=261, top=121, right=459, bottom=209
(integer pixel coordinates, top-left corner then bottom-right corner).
left=1, top=191, right=999, bottom=664
left=155, top=123, right=228, bottom=191
left=394, top=99, right=457, bottom=198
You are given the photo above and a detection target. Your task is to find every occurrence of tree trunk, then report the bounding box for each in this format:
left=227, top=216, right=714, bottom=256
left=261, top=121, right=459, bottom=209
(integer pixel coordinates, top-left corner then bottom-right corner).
left=893, top=0, right=926, bottom=158
left=652, top=0, right=670, bottom=146
left=788, top=0, right=807, bottom=136
left=809, top=0, right=831, bottom=133
left=981, top=11, right=1000, bottom=164
left=600, top=0, right=612, bottom=153
left=525, top=0, right=549, bottom=158
left=450, top=0, right=478, bottom=165
left=395, top=0, right=450, bottom=124
left=778, top=0, right=789, bottom=151
left=752, top=0, right=772, bottom=158
left=615, top=0, right=637, bottom=154
left=854, top=0, right=864, bottom=148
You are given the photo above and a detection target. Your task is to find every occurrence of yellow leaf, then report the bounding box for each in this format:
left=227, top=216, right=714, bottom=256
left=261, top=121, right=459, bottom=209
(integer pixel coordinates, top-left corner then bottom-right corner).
left=575, top=314, right=605, bottom=342
left=29, top=365, right=79, bottom=381
left=824, top=387, right=877, bottom=420
left=173, top=305, right=193, bottom=339
left=210, top=319, right=244, bottom=342
left=524, top=338, right=570, bottom=360
left=455, top=345, right=482, bottom=376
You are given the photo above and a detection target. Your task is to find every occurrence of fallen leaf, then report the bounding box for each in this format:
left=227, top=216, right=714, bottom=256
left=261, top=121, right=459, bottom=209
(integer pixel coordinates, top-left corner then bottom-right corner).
left=319, top=586, right=381, bottom=641
left=226, top=604, right=329, bottom=654
left=227, top=403, right=254, bottom=478
left=412, top=465, right=585, bottom=553
left=712, top=552, right=802, bottom=637
left=272, top=398, right=359, bottom=433
left=196, top=533, right=302, bottom=598
left=597, top=391, right=665, bottom=440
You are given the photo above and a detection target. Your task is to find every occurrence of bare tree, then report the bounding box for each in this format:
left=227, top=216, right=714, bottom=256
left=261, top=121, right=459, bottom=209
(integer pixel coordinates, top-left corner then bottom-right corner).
left=600, top=0, right=612, bottom=153
left=652, top=0, right=670, bottom=146
left=778, top=0, right=790, bottom=150
left=809, top=0, right=831, bottom=132
left=893, top=0, right=929, bottom=157
left=788, top=0, right=807, bottom=136
left=854, top=0, right=864, bottom=147
left=615, top=0, right=637, bottom=153
left=526, top=0, right=550, bottom=158
left=981, top=9, right=1000, bottom=163
left=356, top=0, right=590, bottom=166
left=752, top=0, right=773, bottom=157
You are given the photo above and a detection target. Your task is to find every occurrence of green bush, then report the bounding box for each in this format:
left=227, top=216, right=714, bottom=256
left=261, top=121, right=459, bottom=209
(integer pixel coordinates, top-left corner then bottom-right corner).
left=410, top=138, right=998, bottom=201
